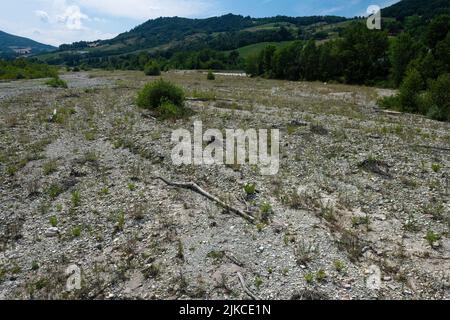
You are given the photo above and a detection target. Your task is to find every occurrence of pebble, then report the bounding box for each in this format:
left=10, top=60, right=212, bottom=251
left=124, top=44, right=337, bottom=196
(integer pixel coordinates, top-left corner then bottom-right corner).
left=45, top=227, right=59, bottom=237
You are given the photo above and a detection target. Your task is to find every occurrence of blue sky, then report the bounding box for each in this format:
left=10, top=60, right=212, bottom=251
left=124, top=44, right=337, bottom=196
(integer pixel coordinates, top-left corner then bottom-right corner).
left=0, top=0, right=400, bottom=46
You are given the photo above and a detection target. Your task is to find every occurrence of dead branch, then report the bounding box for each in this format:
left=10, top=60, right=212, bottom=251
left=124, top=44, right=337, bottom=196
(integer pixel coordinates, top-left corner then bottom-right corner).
left=237, top=272, right=260, bottom=300
left=154, top=176, right=255, bottom=223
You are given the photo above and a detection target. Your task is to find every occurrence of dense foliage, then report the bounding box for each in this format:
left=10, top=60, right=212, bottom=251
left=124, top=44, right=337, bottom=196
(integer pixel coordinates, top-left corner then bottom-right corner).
left=245, top=15, right=450, bottom=121
left=136, top=79, right=185, bottom=110
left=246, top=21, right=390, bottom=85
left=0, top=58, right=57, bottom=80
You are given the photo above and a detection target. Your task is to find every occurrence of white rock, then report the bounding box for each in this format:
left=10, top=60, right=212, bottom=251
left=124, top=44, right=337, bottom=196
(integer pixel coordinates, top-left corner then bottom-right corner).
left=45, top=227, right=59, bottom=237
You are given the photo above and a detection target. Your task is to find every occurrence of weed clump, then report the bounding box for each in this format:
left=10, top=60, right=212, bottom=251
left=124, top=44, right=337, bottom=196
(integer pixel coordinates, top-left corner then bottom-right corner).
left=207, top=70, right=215, bottom=80
left=136, top=79, right=186, bottom=119
left=45, top=76, right=68, bottom=88
left=137, top=79, right=185, bottom=110
left=144, top=61, right=161, bottom=76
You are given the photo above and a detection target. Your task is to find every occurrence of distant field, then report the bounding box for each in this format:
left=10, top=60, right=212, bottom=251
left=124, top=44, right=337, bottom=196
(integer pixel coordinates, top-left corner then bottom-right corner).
left=242, top=22, right=297, bottom=32
left=228, top=41, right=295, bottom=58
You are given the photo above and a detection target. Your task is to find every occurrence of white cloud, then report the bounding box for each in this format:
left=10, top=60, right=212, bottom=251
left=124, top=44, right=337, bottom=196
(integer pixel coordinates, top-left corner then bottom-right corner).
left=78, top=0, right=217, bottom=20
left=35, top=10, right=50, bottom=23
left=56, top=5, right=89, bottom=30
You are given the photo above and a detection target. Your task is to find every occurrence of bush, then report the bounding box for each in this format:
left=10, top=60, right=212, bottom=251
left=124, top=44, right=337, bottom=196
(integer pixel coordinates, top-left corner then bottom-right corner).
left=378, top=95, right=400, bottom=110
left=0, top=58, right=57, bottom=80
left=398, top=68, right=424, bottom=113
left=207, top=70, right=215, bottom=80
left=144, top=61, right=161, bottom=76
left=136, top=79, right=185, bottom=110
left=425, top=73, right=450, bottom=121
left=156, top=99, right=184, bottom=119
left=45, top=76, right=68, bottom=88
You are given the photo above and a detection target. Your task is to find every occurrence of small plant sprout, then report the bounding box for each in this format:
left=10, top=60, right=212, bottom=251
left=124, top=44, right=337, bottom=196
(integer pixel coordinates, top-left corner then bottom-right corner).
left=254, top=276, right=263, bottom=290
left=72, top=226, right=81, bottom=238
left=304, top=273, right=314, bottom=284
left=425, top=230, right=441, bottom=247
left=431, top=163, right=441, bottom=173
left=333, top=260, right=345, bottom=273
left=243, top=183, right=256, bottom=196
left=71, top=190, right=81, bottom=207
left=316, top=269, right=327, bottom=282
left=49, top=216, right=58, bottom=227
left=260, top=201, right=273, bottom=222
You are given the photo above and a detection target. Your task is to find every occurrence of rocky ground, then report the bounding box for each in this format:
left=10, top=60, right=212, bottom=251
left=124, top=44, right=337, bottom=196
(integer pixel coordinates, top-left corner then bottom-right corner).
left=0, top=70, right=449, bottom=300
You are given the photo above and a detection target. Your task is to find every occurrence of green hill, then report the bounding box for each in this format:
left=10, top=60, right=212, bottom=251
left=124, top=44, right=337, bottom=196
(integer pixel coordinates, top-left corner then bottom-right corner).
left=382, top=0, right=450, bottom=19
left=0, top=30, right=56, bottom=58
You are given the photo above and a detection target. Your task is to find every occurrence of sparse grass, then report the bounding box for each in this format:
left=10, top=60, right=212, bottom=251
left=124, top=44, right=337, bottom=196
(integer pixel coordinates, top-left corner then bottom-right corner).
left=71, top=226, right=81, bottom=238
left=207, top=250, right=225, bottom=264
left=304, top=273, right=314, bottom=284
left=99, top=187, right=109, bottom=196
left=351, top=215, right=371, bottom=230
left=115, top=210, right=125, bottom=232
left=191, top=89, right=216, bottom=101
left=316, top=269, right=327, bottom=282
left=49, top=216, right=58, bottom=227
left=337, top=230, right=363, bottom=262
left=254, top=276, right=263, bottom=290
left=176, top=240, right=185, bottom=262
left=260, top=201, right=273, bottom=222
left=71, top=190, right=81, bottom=208
left=243, top=183, right=256, bottom=196
left=128, top=183, right=137, bottom=191
left=294, top=240, right=317, bottom=266
left=431, top=163, right=441, bottom=173
left=46, top=184, right=63, bottom=200
left=333, top=260, right=345, bottom=273
left=425, top=230, right=441, bottom=246
left=83, top=151, right=98, bottom=163
left=423, top=201, right=445, bottom=221
left=31, top=261, right=39, bottom=271
left=45, top=77, right=68, bottom=89
left=143, top=264, right=161, bottom=279
left=42, top=159, right=58, bottom=175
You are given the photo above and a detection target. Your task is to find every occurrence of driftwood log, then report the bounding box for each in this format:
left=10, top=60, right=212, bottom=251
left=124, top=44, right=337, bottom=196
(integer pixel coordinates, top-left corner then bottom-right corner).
left=154, top=176, right=256, bottom=223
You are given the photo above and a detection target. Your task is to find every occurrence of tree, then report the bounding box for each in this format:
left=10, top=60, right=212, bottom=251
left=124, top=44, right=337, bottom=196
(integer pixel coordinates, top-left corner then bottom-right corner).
left=390, top=33, right=418, bottom=87
left=398, top=68, right=424, bottom=113
left=300, top=40, right=319, bottom=81
left=425, top=73, right=450, bottom=121
left=339, top=22, right=389, bottom=84
left=425, top=15, right=450, bottom=49
left=144, top=61, right=161, bottom=76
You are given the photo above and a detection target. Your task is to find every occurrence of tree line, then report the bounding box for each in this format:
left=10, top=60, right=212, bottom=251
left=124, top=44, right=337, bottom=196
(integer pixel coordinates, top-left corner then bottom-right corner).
left=245, top=15, right=450, bottom=121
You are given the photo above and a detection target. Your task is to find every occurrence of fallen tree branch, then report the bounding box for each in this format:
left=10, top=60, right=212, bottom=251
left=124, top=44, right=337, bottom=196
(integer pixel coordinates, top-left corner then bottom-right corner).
left=237, top=272, right=260, bottom=300
left=154, top=176, right=255, bottom=223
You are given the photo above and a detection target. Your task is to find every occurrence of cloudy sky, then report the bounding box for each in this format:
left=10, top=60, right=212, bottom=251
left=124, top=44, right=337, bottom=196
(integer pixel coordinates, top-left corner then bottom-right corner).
left=0, top=0, right=400, bottom=46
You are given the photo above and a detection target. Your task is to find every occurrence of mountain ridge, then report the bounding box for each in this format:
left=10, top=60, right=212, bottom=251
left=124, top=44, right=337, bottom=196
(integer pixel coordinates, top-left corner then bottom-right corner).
left=0, top=30, right=56, bottom=58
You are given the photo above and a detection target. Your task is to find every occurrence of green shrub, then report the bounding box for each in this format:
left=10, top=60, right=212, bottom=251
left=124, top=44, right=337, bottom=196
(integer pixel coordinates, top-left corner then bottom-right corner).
left=378, top=95, right=400, bottom=110
left=46, top=76, right=68, bottom=88
left=156, top=99, right=184, bottom=119
left=0, top=58, right=57, bottom=80
left=398, top=68, right=424, bottom=113
left=136, top=79, right=185, bottom=110
left=144, top=61, right=161, bottom=76
left=425, top=73, right=450, bottom=121
left=207, top=70, right=215, bottom=80
left=244, top=183, right=256, bottom=195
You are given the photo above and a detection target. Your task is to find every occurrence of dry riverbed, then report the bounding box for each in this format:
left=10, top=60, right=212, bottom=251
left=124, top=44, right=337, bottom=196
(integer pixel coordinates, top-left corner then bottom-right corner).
left=0, top=70, right=449, bottom=300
